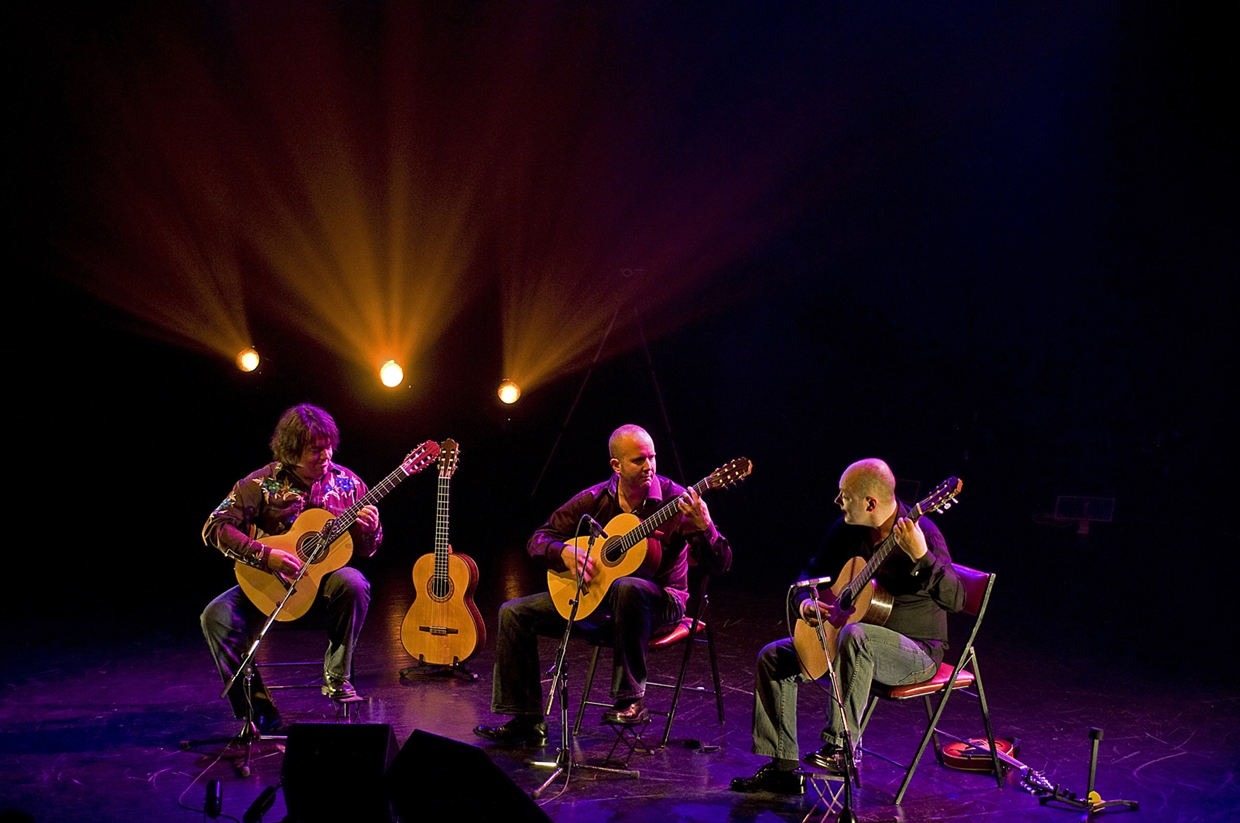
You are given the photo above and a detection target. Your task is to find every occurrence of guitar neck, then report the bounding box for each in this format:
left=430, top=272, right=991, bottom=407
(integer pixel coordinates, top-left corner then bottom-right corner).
left=842, top=504, right=930, bottom=604
left=432, top=471, right=452, bottom=580
left=321, top=464, right=407, bottom=541
left=612, top=476, right=710, bottom=556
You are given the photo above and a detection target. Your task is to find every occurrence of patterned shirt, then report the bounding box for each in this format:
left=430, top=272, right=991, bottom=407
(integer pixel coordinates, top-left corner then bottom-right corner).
left=203, top=461, right=383, bottom=569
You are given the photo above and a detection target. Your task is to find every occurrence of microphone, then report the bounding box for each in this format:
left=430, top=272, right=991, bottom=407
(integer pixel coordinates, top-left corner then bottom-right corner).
left=582, top=514, right=609, bottom=538
left=790, top=575, right=833, bottom=590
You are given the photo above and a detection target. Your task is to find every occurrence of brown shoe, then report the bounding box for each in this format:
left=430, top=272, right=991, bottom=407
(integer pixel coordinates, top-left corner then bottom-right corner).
left=601, top=699, right=649, bottom=726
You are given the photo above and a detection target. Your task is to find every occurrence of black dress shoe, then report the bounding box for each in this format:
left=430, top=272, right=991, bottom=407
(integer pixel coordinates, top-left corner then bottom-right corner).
left=473, top=717, right=548, bottom=746
left=730, top=762, right=806, bottom=795
left=253, top=712, right=287, bottom=736
left=803, top=743, right=850, bottom=775
left=601, top=699, right=649, bottom=726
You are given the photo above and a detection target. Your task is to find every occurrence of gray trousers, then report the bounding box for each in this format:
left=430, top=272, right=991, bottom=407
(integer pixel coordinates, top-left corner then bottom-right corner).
left=751, top=622, right=936, bottom=759
left=201, top=567, right=370, bottom=717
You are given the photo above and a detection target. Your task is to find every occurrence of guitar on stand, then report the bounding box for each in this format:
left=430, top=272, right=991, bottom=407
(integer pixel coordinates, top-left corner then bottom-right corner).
left=400, top=439, right=486, bottom=680
left=235, top=442, right=440, bottom=620
left=793, top=476, right=963, bottom=680
left=546, top=457, right=753, bottom=620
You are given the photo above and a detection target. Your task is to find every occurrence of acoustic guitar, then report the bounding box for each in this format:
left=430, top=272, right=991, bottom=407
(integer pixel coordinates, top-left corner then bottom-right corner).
left=943, top=737, right=1055, bottom=795
left=547, top=457, right=753, bottom=620
left=235, top=441, right=439, bottom=621
left=793, top=476, right=963, bottom=679
left=400, top=439, right=486, bottom=666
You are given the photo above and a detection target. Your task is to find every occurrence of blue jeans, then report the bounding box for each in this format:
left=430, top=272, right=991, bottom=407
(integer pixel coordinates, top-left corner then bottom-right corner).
left=490, top=578, right=683, bottom=716
left=751, top=622, right=936, bottom=759
left=200, top=567, right=370, bottom=717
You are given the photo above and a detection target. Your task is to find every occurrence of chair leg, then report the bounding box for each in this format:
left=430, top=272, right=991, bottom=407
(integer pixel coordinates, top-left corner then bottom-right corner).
left=704, top=610, right=725, bottom=724
left=660, top=618, right=700, bottom=746
left=574, top=645, right=602, bottom=734
left=969, top=655, right=1003, bottom=788
left=894, top=674, right=965, bottom=805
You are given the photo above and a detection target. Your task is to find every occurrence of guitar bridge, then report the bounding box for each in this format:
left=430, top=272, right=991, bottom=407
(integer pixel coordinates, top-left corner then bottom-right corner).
left=418, top=626, right=460, bottom=636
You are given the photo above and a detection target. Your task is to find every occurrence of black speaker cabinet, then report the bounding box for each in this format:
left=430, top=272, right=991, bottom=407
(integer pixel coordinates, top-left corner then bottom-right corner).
left=385, top=729, right=552, bottom=822
left=282, top=723, right=399, bottom=823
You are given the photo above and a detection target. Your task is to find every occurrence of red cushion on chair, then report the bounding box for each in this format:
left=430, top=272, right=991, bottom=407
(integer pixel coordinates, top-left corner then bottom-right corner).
left=650, top=616, right=704, bottom=649
left=875, top=662, right=975, bottom=699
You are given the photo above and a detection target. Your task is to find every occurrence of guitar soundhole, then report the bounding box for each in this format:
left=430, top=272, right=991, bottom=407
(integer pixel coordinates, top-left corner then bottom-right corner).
left=299, top=534, right=326, bottom=564
left=602, top=539, right=623, bottom=565
left=429, top=578, right=454, bottom=601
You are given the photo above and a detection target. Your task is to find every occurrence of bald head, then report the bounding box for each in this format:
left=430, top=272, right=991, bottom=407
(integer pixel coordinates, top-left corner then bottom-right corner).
left=835, top=458, right=897, bottom=528
left=840, top=459, right=896, bottom=502
left=609, top=424, right=652, bottom=460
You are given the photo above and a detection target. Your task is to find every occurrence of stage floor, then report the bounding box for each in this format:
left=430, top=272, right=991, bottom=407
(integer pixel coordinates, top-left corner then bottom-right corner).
left=2, top=577, right=1236, bottom=823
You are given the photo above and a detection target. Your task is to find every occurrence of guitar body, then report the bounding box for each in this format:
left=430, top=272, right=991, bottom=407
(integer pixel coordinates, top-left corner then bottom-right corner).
left=400, top=547, right=486, bottom=666
left=547, top=512, right=662, bottom=620
left=235, top=508, right=353, bottom=622
left=793, top=555, right=893, bottom=680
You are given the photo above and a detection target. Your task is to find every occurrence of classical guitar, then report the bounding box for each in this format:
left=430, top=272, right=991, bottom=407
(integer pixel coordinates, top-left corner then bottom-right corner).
left=235, top=441, right=440, bottom=621
left=547, top=457, right=753, bottom=620
left=943, top=737, right=1055, bottom=795
left=400, top=439, right=486, bottom=666
left=793, top=476, right=963, bottom=679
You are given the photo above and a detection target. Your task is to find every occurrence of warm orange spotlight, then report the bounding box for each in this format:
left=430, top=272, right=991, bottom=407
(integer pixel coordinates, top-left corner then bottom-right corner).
left=236, top=347, right=260, bottom=372
left=380, top=360, right=404, bottom=388
left=497, top=379, right=521, bottom=404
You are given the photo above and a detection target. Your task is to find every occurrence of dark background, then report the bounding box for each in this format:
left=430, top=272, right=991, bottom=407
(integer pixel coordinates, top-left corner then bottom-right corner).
left=11, top=1, right=1234, bottom=680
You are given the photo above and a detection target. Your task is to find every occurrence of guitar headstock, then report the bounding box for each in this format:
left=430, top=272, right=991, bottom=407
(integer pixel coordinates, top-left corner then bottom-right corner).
left=438, top=439, right=460, bottom=477
left=915, top=476, right=963, bottom=517
left=400, top=441, right=441, bottom=477
left=707, top=457, right=753, bottom=490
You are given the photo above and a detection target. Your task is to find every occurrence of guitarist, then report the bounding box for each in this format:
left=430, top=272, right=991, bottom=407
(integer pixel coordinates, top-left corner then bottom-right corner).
left=731, top=458, right=964, bottom=795
left=200, top=404, right=382, bottom=733
left=474, top=424, right=732, bottom=744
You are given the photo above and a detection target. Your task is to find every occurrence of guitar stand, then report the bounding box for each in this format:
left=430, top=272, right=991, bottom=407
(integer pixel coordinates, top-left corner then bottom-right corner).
left=399, top=658, right=479, bottom=682
left=1038, top=728, right=1139, bottom=819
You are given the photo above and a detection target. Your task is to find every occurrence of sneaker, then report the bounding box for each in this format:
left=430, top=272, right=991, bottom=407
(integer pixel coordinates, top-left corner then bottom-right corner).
left=730, top=762, right=807, bottom=795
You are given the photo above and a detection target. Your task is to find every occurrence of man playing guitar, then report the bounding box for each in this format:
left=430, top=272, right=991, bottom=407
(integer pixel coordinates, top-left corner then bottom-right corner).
left=201, top=404, right=382, bottom=733
left=731, top=458, right=964, bottom=794
left=474, top=424, right=733, bottom=744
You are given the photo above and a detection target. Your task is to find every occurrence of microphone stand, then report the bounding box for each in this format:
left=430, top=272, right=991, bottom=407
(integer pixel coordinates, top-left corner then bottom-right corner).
left=531, top=518, right=639, bottom=799
left=799, top=580, right=859, bottom=823
left=182, top=526, right=332, bottom=777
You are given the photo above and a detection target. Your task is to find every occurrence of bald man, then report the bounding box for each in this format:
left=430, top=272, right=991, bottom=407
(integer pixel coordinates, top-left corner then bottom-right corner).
left=474, top=425, right=732, bottom=745
left=731, top=459, right=964, bottom=794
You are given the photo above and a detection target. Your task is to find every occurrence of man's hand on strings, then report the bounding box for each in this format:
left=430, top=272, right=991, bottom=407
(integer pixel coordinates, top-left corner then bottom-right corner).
left=560, top=543, right=597, bottom=584
left=893, top=516, right=928, bottom=561
left=677, top=489, right=713, bottom=532
left=266, top=548, right=302, bottom=576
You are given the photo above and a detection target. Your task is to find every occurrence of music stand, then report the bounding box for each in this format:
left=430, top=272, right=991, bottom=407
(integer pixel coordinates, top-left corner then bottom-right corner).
left=799, top=579, right=860, bottom=823
left=531, top=517, right=640, bottom=799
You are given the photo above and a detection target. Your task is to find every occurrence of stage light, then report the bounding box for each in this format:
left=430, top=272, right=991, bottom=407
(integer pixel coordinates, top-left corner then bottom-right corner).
left=380, top=360, right=404, bottom=388
left=497, top=379, right=521, bottom=404
left=236, top=347, right=260, bottom=372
